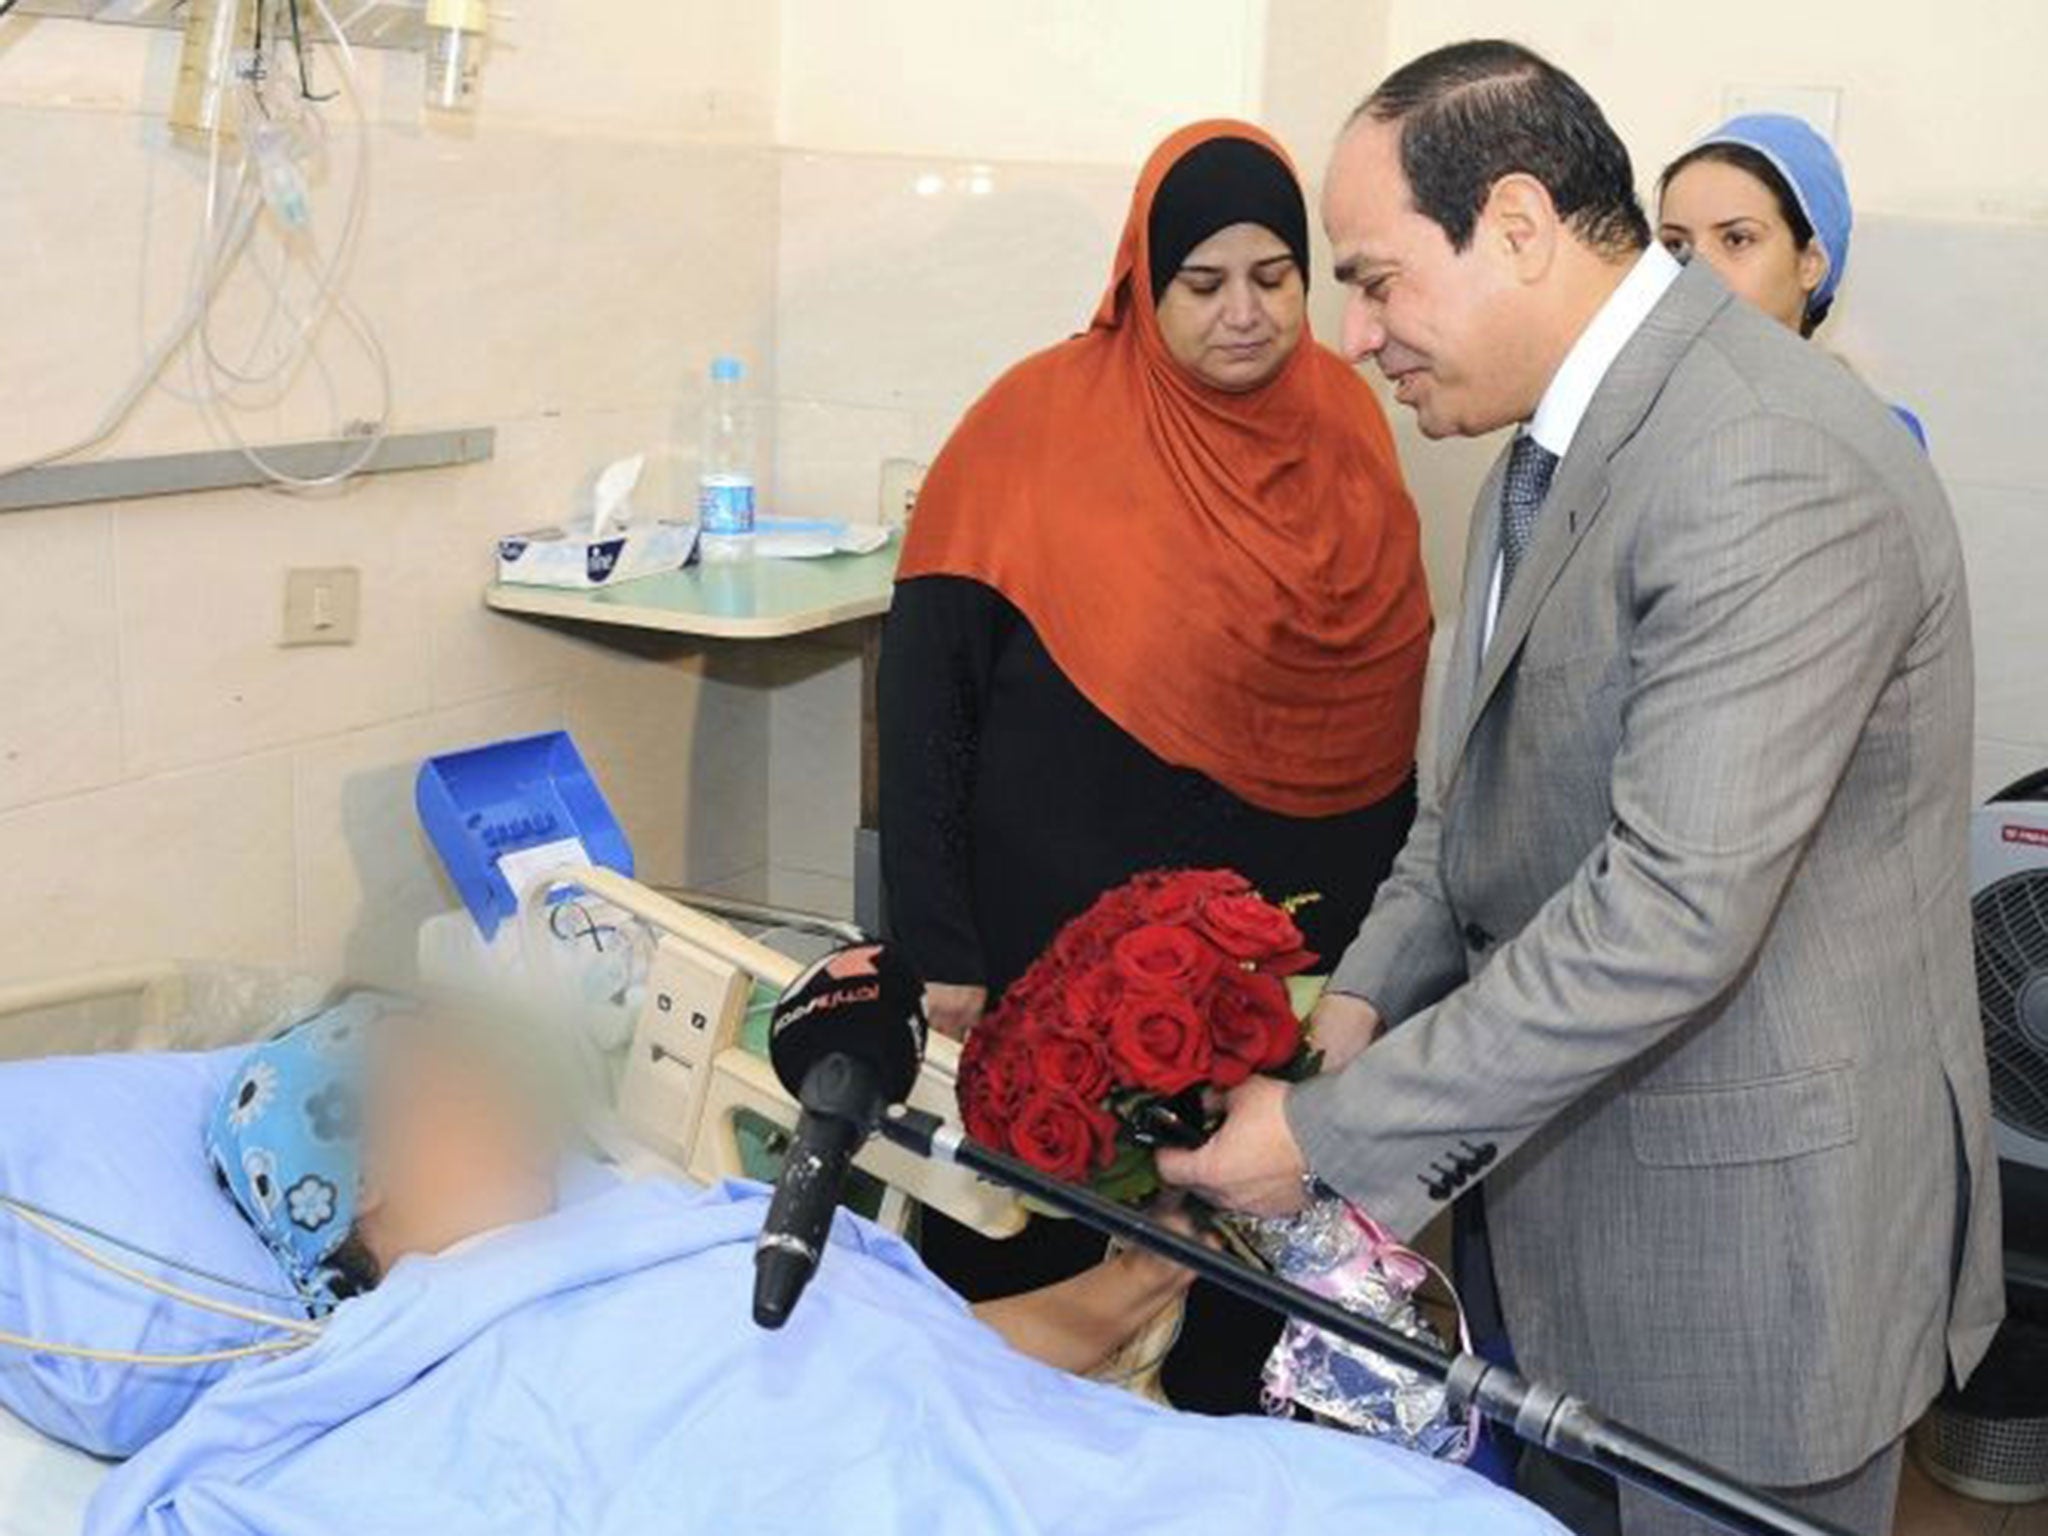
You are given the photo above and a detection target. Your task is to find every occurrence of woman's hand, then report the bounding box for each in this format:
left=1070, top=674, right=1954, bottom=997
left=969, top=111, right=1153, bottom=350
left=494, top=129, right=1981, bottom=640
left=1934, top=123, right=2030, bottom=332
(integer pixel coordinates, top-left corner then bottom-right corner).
left=1102, top=1199, right=1206, bottom=1309
left=1309, top=992, right=1384, bottom=1075
left=925, top=983, right=988, bottom=1041
left=970, top=1202, right=1206, bottom=1376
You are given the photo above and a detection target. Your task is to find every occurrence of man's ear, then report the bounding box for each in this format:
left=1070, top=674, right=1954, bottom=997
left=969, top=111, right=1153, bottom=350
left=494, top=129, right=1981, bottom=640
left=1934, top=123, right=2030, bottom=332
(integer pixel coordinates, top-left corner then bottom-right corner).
left=354, top=1176, right=386, bottom=1222
left=1482, top=173, right=1560, bottom=281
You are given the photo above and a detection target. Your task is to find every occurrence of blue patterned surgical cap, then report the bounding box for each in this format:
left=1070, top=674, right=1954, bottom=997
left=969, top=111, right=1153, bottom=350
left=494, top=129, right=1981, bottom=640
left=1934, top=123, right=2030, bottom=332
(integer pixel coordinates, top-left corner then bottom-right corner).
left=206, top=993, right=398, bottom=1312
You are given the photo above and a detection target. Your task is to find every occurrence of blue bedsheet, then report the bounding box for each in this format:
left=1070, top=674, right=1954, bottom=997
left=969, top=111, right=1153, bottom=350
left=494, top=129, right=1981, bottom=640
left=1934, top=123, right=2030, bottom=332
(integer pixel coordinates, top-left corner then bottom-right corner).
left=91, top=1179, right=1560, bottom=1535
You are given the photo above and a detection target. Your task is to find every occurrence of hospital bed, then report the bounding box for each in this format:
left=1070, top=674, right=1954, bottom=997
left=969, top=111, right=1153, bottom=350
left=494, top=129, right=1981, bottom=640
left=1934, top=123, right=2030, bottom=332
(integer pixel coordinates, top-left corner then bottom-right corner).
left=0, top=964, right=322, bottom=1533
left=0, top=882, right=1057, bottom=1536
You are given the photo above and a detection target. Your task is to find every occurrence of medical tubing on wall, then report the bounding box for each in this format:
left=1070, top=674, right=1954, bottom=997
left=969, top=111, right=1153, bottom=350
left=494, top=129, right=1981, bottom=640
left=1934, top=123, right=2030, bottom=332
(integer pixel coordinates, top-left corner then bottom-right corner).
left=192, top=0, right=391, bottom=490
left=0, top=0, right=391, bottom=491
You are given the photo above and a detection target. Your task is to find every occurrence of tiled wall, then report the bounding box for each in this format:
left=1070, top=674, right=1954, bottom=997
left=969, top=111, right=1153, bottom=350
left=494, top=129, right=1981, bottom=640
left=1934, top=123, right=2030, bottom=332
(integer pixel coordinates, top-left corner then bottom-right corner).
left=0, top=3, right=780, bottom=985
left=757, top=151, right=1140, bottom=916
left=4, top=0, right=2040, bottom=982
left=1384, top=0, right=2048, bottom=224
left=775, top=0, right=1270, bottom=166
left=1834, top=216, right=2048, bottom=797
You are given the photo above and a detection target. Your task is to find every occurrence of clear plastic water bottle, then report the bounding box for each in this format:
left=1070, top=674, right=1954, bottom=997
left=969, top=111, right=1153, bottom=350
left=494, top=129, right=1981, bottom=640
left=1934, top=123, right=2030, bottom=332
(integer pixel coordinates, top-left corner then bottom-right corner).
left=697, top=356, right=757, bottom=563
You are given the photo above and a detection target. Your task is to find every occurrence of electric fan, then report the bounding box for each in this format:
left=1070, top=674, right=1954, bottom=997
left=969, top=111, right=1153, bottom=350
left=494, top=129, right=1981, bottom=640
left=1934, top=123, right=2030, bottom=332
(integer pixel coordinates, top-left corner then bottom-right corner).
left=1915, top=769, right=2048, bottom=1502
left=1972, top=770, right=2048, bottom=1249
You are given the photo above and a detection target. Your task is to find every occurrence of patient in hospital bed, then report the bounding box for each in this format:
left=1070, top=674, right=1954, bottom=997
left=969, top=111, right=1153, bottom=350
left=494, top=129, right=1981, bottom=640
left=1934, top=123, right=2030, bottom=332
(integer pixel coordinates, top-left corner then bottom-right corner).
left=207, top=994, right=1194, bottom=1376
left=86, top=997, right=1557, bottom=1535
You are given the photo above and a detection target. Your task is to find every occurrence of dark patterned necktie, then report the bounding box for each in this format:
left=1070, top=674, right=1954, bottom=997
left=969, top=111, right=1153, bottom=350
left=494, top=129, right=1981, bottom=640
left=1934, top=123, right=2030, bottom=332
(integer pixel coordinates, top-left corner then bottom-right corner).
left=1499, top=435, right=1561, bottom=599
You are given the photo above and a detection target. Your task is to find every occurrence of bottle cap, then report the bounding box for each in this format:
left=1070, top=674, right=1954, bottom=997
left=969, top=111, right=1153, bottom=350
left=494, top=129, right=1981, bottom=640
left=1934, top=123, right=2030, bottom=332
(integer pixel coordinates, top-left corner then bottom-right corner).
left=711, top=356, right=744, bottom=383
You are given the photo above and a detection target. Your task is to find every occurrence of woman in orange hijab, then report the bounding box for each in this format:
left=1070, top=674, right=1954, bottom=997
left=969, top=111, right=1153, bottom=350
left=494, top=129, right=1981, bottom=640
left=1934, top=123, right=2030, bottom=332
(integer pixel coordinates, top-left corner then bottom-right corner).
left=879, top=120, right=1431, bottom=1410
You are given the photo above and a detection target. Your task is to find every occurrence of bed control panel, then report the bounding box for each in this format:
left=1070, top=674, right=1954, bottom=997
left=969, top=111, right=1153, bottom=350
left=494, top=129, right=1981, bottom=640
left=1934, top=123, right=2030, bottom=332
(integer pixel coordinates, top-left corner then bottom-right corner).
left=553, top=868, right=1026, bottom=1242
left=619, top=937, right=751, bottom=1169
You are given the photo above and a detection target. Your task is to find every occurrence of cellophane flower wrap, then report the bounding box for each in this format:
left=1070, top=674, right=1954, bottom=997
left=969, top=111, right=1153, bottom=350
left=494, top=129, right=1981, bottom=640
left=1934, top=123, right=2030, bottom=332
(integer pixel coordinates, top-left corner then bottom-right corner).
left=956, top=867, right=1470, bottom=1458
left=1239, top=1200, right=1471, bottom=1458
left=955, top=869, right=1316, bottom=1203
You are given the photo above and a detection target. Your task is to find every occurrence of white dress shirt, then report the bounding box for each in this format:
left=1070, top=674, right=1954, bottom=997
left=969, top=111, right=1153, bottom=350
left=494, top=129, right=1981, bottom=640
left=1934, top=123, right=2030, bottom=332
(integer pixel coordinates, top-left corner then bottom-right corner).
left=1483, top=244, right=1683, bottom=652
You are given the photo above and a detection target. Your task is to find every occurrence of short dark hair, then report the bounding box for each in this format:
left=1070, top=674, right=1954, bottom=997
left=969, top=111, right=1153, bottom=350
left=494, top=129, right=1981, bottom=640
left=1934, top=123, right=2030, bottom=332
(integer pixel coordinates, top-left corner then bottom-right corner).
left=1358, top=39, right=1649, bottom=258
left=1658, top=141, right=1828, bottom=336
left=326, top=1227, right=382, bottom=1300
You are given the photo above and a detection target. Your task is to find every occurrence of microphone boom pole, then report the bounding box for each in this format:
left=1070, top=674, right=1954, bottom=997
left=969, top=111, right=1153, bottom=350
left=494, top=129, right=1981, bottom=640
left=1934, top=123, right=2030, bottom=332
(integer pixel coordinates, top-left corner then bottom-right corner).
left=878, top=1107, right=1853, bottom=1536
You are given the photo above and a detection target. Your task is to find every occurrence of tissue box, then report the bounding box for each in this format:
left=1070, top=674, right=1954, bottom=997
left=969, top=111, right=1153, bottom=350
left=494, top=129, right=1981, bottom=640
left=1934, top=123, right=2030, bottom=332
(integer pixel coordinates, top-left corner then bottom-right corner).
left=496, top=521, right=699, bottom=589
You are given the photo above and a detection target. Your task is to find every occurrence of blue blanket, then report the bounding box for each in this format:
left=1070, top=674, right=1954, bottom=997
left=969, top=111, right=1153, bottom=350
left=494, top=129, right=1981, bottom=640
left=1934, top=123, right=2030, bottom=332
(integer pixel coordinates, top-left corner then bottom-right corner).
left=91, top=1179, right=1560, bottom=1535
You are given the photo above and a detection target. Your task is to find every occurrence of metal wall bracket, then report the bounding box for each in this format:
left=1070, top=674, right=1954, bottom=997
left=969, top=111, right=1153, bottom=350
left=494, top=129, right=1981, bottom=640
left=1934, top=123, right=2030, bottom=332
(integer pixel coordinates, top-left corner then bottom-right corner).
left=0, top=426, right=496, bottom=514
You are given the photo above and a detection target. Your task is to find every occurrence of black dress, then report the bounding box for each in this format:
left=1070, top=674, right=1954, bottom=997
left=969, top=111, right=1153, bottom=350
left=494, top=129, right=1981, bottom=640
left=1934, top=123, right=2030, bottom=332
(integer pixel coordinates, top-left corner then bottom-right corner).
left=878, top=573, right=1417, bottom=1413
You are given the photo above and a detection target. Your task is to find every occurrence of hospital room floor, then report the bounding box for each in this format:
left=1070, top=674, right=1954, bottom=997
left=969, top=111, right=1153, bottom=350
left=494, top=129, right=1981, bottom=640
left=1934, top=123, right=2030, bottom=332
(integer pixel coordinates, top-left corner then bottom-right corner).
left=1897, top=1455, right=2046, bottom=1535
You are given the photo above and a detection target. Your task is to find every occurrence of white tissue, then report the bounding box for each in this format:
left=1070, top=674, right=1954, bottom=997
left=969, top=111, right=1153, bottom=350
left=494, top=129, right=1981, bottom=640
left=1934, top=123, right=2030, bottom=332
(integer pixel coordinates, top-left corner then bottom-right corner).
left=588, top=453, right=646, bottom=540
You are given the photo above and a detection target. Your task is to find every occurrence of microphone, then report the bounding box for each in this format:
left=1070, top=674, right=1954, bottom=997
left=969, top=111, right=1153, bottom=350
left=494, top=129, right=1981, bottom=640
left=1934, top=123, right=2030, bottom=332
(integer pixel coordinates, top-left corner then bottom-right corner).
left=752, top=942, right=927, bottom=1330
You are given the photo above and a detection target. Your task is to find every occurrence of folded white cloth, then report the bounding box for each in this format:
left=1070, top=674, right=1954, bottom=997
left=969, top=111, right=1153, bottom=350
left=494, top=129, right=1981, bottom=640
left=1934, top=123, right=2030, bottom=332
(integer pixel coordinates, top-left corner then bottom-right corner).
left=753, top=519, right=894, bottom=560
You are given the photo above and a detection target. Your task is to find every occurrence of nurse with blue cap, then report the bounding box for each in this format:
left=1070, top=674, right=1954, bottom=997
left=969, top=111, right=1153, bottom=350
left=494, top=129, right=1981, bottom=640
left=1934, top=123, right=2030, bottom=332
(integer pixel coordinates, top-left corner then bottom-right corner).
left=1657, top=112, right=1927, bottom=447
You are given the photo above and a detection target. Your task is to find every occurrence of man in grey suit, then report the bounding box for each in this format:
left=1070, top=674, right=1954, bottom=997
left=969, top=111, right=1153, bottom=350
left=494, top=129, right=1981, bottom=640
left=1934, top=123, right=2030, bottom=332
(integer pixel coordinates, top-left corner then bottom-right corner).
left=1160, top=40, right=2003, bottom=1535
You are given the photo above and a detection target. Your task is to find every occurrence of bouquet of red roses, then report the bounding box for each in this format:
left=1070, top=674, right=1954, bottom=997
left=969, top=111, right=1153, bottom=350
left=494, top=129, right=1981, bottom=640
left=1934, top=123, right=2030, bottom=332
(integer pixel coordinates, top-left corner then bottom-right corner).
left=956, top=868, right=1319, bottom=1204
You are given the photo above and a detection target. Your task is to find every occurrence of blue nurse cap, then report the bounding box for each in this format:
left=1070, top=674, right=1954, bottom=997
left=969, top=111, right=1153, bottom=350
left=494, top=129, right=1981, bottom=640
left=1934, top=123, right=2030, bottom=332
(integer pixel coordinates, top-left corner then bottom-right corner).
left=1690, top=112, right=1852, bottom=318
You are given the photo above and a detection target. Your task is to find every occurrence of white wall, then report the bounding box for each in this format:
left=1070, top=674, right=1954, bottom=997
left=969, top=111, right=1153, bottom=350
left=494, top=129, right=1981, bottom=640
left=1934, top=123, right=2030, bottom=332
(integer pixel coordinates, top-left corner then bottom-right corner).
left=0, top=1, right=781, bottom=985
left=1385, top=0, right=2048, bottom=222
left=777, top=0, right=1266, bottom=165
left=762, top=148, right=1140, bottom=914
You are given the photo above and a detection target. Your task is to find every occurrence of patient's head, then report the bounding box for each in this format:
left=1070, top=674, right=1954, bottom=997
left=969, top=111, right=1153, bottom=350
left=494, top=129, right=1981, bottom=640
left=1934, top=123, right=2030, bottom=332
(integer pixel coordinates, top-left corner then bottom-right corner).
left=208, top=994, right=559, bottom=1311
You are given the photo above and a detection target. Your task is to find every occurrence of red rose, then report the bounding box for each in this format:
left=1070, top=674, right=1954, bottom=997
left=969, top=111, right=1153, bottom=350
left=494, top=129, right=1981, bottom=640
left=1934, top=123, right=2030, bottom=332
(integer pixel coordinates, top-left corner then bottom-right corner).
left=1087, top=883, right=1147, bottom=929
left=1062, top=962, right=1126, bottom=1031
left=1028, top=1025, right=1113, bottom=1101
left=1111, top=923, right=1222, bottom=996
left=1003, top=956, right=1060, bottom=1014
left=1259, top=945, right=1320, bottom=979
left=958, top=1026, right=1031, bottom=1146
left=1196, top=892, right=1306, bottom=962
left=1007, top=1091, right=1117, bottom=1181
left=1136, top=880, right=1200, bottom=925
left=1108, top=991, right=1214, bottom=1094
left=1051, top=917, right=1113, bottom=973
left=1135, top=868, right=1253, bottom=924
left=962, top=1081, right=1012, bottom=1147
left=1208, top=968, right=1303, bottom=1083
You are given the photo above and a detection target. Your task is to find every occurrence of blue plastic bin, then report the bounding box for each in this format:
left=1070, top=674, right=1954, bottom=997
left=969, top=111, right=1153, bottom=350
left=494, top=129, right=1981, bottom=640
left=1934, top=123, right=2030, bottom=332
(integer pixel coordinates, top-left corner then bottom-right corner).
left=415, top=731, right=634, bottom=939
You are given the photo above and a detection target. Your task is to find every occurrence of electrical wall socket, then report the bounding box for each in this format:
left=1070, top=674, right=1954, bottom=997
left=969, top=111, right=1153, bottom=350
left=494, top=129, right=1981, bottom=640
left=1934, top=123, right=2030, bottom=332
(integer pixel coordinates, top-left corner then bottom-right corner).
left=879, top=458, right=927, bottom=528
left=282, top=567, right=360, bottom=647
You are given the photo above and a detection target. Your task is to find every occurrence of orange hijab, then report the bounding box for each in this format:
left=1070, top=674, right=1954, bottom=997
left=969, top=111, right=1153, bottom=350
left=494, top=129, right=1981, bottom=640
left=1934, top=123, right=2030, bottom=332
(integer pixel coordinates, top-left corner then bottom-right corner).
left=897, top=120, right=1430, bottom=819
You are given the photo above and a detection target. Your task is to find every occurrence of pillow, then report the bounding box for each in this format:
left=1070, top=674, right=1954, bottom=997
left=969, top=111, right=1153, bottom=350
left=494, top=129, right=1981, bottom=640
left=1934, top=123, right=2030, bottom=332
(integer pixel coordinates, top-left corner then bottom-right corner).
left=0, top=1048, right=291, bottom=1456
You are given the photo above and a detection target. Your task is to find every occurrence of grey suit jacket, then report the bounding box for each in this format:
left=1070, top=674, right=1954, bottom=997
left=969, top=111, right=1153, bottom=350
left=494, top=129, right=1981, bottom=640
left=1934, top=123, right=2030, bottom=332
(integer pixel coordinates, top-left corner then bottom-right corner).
left=1289, top=262, right=2003, bottom=1484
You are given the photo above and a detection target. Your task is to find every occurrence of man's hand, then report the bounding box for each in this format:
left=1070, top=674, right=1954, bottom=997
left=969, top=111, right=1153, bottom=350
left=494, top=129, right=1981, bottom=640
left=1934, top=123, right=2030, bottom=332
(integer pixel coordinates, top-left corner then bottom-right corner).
left=1154, top=1076, right=1309, bottom=1218
left=1309, top=993, right=1384, bottom=1075
left=924, top=982, right=988, bottom=1041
